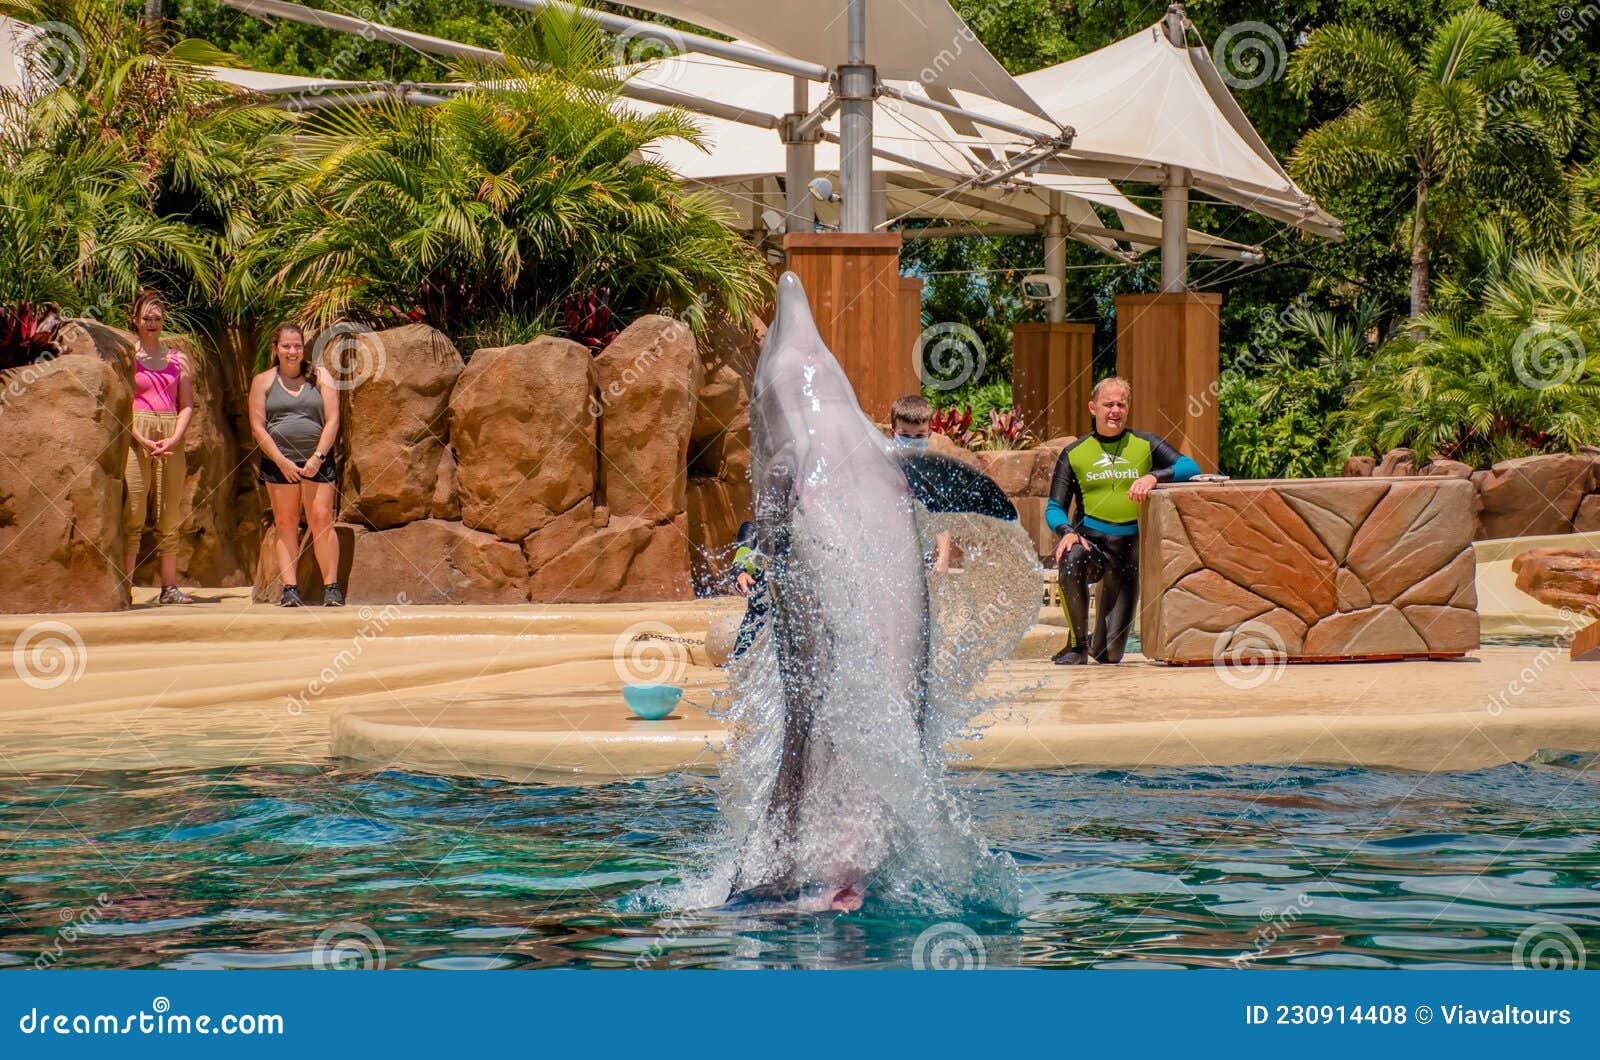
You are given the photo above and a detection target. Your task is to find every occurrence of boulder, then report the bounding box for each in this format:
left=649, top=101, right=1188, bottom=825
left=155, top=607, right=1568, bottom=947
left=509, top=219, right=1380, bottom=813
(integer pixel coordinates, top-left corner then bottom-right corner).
left=705, top=610, right=742, bottom=667
left=0, top=355, right=131, bottom=612
left=1139, top=478, right=1477, bottom=662
left=1027, top=444, right=1067, bottom=497
left=450, top=337, right=594, bottom=542
left=687, top=477, right=744, bottom=592
left=1475, top=453, right=1594, bottom=539
left=928, top=431, right=980, bottom=467
left=1574, top=495, right=1600, bottom=534
left=1375, top=448, right=1416, bottom=477
left=526, top=513, right=694, bottom=603
left=338, top=324, right=463, bottom=530
left=345, top=519, right=528, bottom=605
left=692, top=362, right=747, bottom=450
left=969, top=449, right=1037, bottom=498
left=592, top=315, right=702, bottom=523
left=252, top=522, right=359, bottom=604
left=1511, top=548, right=1600, bottom=616
left=1342, top=455, right=1376, bottom=477
left=52, top=318, right=134, bottom=377
left=1040, top=434, right=1077, bottom=450
left=1420, top=457, right=1473, bottom=479
left=134, top=335, right=249, bottom=587
left=431, top=446, right=460, bottom=521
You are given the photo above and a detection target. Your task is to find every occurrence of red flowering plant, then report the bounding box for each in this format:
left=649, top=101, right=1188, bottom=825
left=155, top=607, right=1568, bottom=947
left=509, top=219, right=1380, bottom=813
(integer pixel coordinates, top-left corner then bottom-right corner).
left=561, top=289, right=620, bottom=353
left=1, top=303, right=64, bottom=371
left=980, top=407, right=1032, bottom=450
left=929, top=405, right=980, bottom=447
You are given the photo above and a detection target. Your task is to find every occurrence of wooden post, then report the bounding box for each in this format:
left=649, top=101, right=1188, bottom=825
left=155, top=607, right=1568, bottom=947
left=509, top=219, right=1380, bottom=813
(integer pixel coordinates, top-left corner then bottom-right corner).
left=1113, top=292, right=1221, bottom=472
left=782, top=232, right=912, bottom=421
left=1012, top=322, right=1094, bottom=442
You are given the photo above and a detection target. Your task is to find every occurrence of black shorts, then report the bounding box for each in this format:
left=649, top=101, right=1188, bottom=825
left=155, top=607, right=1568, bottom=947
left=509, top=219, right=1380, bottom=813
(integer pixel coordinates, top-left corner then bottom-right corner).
left=259, top=456, right=337, bottom=485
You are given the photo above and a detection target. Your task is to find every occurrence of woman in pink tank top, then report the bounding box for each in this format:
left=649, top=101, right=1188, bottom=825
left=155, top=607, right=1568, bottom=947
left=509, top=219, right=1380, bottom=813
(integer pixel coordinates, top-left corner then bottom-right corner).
left=122, top=292, right=195, bottom=605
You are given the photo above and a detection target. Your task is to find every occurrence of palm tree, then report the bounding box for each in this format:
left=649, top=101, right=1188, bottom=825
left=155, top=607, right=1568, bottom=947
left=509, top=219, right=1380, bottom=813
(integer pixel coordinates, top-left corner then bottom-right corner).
left=1287, top=6, right=1579, bottom=319
left=1, top=0, right=294, bottom=328
left=232, top=31, right=773, bottom=342
left=1343, top=249, right=1600, bottom=465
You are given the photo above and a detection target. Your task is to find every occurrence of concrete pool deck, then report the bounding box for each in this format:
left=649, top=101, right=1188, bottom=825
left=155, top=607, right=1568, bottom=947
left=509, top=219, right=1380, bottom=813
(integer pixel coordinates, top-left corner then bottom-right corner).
left=1, top=542, right=1596, bottom=778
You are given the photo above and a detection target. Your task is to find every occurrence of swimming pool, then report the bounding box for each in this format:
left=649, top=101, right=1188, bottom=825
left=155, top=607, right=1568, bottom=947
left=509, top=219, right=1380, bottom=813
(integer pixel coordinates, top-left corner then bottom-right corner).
left=2, top=763, right=1596, bottom=969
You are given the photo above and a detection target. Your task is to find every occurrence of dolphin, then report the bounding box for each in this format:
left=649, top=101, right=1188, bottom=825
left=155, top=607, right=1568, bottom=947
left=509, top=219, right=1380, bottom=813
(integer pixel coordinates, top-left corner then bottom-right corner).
left=719, top=271, right=1037, bottom=913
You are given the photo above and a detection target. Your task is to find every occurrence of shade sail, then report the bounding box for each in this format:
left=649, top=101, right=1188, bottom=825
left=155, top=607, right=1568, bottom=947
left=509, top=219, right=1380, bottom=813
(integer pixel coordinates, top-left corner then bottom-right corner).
left=954, top=19, right=1339, bottom=237
left=625, top=51, right=1260, bottom=260
left=610, top=0, right=1047, bottom=118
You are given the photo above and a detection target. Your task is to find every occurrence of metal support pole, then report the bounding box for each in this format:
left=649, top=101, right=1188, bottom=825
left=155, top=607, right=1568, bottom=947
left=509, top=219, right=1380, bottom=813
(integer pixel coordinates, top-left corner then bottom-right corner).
left=782, top=76, right=816, bottom=234
left=1160, top=164, right=1190, bottom=293
left=1044, top=198, right=1067, bottom=323
left=837, top=0, right=874, bottom=234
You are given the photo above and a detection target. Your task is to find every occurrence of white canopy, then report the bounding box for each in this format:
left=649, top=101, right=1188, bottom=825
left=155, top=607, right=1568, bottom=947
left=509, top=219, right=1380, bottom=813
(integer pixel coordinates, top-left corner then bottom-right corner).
left=951, top=19, right=1339, bottom=237
left=613, top=0, right=1047, bottom=118
left=624, top=51, right=1260, bottom=260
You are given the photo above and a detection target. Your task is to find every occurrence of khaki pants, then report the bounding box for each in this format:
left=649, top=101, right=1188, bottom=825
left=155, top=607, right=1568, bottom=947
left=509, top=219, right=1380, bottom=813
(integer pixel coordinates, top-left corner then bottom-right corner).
left=123, top=409, right=186, bottom=557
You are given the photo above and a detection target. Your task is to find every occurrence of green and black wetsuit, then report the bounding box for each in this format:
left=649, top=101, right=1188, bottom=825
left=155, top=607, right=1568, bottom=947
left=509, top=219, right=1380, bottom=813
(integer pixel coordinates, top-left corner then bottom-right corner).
left=1046, top=431, right=1198, bottom=662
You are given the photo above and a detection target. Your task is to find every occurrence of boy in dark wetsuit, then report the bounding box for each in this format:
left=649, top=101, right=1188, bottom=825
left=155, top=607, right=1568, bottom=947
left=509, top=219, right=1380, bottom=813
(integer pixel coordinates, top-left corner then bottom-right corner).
left=1047, top=376, right=1199, bottom=664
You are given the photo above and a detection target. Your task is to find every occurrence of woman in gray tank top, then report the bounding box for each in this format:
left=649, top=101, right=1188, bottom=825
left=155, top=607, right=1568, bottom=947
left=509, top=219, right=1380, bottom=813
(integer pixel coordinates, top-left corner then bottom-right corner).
left=249, top=324, right=344, bottom=607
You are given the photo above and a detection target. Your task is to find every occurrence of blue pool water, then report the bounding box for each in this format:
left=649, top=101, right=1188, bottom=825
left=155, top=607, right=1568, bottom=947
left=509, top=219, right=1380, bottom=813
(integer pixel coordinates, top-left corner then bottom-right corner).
left=1, top=763, right=1596, bottom=969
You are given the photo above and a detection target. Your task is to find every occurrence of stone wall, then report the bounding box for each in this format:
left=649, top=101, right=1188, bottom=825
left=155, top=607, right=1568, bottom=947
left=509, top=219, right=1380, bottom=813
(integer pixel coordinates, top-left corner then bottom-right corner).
left=1346, top=448, right=1600, bottom=539
left=254, top=313, right=754, bottom=605
left=1139, top=477, right=1479, bottom=663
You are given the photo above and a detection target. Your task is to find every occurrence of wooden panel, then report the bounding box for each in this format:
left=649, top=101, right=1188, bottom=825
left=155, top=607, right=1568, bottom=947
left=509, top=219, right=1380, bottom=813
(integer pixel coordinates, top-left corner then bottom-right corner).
left=1114, top=292, right=1221, bottom=472
left=1012, top=322, right=1094, bottom=442
left=782, top=233, right=910, bottom=421
left=899, top=274, right=923, bottom=408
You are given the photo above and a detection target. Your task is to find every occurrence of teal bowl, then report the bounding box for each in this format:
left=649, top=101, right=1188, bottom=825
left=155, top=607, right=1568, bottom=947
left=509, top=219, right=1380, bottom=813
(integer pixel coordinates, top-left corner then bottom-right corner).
left=623, top=683, right=683, bottom=720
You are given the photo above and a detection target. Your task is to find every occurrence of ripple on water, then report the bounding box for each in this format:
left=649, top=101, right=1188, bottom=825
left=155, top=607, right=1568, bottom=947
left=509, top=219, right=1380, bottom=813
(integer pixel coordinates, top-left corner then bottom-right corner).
left=0, top=763, right=1595, bottom=969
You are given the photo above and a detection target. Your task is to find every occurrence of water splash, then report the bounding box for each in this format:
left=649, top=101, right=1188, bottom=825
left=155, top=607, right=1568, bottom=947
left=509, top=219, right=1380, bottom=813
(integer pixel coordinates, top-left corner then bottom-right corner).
left=646, top=274, right=1039, bottom=916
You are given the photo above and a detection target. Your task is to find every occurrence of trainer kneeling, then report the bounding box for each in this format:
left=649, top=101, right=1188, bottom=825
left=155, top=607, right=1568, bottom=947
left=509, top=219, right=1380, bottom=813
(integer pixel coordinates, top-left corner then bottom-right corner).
left=1047, top=377, right=1198, bottom=665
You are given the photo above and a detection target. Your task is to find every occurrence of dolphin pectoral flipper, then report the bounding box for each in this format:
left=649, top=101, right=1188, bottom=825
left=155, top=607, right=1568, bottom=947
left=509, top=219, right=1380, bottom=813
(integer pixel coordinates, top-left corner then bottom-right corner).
left=894, top=450, right=1019, bottom=520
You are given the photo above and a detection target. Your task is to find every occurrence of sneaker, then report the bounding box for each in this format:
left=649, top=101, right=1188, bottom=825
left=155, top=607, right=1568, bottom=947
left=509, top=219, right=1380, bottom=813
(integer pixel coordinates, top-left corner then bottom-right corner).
left=280, top=585, right=304, bottom=607
left=158, top=585, right=195, bottom=605
left=323, top=584, right=345, bottom=607
left=1051, top=645, right=1087, bottom=666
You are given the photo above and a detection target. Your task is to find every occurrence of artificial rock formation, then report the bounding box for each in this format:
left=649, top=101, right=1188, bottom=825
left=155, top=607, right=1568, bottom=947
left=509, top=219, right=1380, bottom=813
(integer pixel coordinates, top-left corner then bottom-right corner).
left=686, top=311, right=761, bottom=592
left=592, top=314, right=702, bottom=523
left=1474, top=454, right=1594, bottom=539
left=0, top=355, right=131, bottom=612
left=1511, top=548, right=1600, bottom=616
left=339, top=324, right=463, bottom=529
left=450, top=336, right=595, bottom=543
left=1139, top=477, right=1479, bottom=663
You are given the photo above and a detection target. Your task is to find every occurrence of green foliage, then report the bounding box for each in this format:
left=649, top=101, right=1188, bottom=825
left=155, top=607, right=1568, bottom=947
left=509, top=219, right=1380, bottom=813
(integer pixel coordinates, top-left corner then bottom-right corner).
left=1219, top=302, right=1377, bottom=476
left=1344, top=250, right=1600, bottom=466
left=0, top=0, right=290, bottom=326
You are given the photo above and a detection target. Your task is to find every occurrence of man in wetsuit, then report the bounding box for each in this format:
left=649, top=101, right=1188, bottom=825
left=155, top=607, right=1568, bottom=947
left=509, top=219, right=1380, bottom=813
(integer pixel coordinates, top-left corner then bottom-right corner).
left=1047, top=376, right=1199, bottom=665
left=728, top=519, right=768, bottom=661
